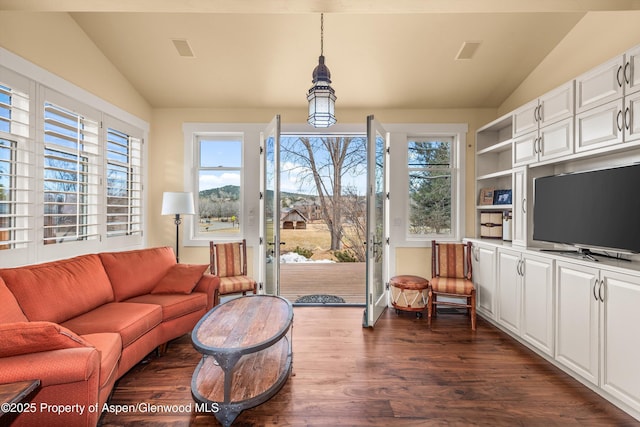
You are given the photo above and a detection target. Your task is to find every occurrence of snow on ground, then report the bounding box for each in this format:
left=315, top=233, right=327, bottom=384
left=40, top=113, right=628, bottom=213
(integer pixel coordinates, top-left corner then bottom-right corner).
left=280, top=252, right=335, bottom=263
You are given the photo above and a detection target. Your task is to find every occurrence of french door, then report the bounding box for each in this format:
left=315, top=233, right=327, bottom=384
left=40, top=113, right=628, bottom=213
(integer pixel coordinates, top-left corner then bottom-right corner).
left=363, top=115, right=389, bottom=327
left=260, top=115, right=281, bottom=295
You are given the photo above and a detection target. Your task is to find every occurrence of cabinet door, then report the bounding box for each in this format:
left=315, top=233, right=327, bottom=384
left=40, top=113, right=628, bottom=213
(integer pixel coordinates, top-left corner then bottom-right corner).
left=497, top=249, right=521, bottom=335
left=521, top=254, right=554, bottom=356
left=625, top=45, right=640, bottom=96
left=555, top=261, right=599, bottom=385
left=539, top=117, right=573, bottom=162
left=511, top=167, right=527, bottom=246
left=513, top=132, right=538, bottom=166
left=539, top=81, right=574, bottom=126
left=575, top=99, right=624, bottom=153
left=576, top=55, right=624, bottom=114
left=513, top=100, right=539, bottom=136
left=600, top=270, right=640, bottom=412
left=624, top=90, right=640, bottom=143
left=473, top=244, right=497, bottom=319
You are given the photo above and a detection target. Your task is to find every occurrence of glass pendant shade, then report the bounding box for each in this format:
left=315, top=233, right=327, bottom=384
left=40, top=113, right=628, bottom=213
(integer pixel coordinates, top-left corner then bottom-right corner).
left=307, top=55, right=337, bottom=128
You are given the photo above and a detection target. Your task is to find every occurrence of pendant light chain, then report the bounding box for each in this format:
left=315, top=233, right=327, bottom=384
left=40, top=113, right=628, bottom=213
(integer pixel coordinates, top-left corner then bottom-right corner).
left=320, top=13, right=324, bottom=57
left=307, top=12, right=336, bottom=128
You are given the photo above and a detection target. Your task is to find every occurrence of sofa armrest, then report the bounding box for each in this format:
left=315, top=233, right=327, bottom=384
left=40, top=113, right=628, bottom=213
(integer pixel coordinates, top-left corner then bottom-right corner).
left=0, top=348, right=101, bottom=427
left=194, top=273, right=220, bottom=309
left=0, top=346, right=100, bottom=386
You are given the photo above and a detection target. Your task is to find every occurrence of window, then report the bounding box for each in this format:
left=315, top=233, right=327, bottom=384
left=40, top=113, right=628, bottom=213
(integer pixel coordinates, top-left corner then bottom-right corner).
left=407, top=136, right=457, bottom=239
left=43, top=101, right=100, bottom=244
left=0, top=76, right=31, bottom=251
left=106, top=122, right=142, bottom=237
left=196, top=135, right=243, bottom=237
left=0, top=53, right=148, bottom=265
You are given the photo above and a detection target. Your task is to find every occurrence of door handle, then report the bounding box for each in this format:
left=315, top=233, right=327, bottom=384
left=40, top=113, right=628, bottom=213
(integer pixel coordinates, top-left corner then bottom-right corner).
left=593, top=279, right=599, bottom=301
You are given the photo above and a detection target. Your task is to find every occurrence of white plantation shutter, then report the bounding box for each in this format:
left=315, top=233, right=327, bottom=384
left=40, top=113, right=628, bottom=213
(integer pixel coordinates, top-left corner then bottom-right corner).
left=0, top=68, right=33, bottom=250
left=105, top=119, right=143, bottom=238
left=43, top=99, right=100, bottom=244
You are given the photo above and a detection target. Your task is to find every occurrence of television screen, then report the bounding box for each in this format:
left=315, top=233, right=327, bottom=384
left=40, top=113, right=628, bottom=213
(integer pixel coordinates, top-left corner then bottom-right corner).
left=533, top=164, right=640, bottom=253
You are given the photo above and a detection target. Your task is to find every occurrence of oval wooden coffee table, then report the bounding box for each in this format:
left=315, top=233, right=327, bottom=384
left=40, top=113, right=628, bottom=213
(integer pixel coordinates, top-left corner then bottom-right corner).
left=191, top=295, right=293, bottom=427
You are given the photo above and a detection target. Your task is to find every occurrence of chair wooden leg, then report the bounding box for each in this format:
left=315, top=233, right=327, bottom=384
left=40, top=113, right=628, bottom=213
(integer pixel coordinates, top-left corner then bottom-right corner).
left=470, top=291, right=477, bottom=331
left=427, top=289, right=433, bottom=327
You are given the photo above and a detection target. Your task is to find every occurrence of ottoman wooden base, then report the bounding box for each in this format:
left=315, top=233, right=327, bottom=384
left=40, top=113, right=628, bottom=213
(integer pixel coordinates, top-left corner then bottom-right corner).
left=389, top=275, right=429, bottom=314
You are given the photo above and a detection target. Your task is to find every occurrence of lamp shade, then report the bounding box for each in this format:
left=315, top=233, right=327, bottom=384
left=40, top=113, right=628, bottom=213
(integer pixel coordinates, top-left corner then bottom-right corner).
left=307, top=55, right=337, bottom=128
left=161, top=192, right=195, bottom=215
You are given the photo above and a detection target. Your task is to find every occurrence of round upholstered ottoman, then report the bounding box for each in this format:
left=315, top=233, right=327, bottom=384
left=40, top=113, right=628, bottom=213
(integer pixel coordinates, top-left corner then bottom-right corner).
left=389, top=275, right=430, bottom=317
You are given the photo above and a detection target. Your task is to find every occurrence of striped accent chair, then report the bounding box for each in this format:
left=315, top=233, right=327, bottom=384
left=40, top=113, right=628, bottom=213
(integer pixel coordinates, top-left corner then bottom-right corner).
left=209, top=239, right=257, bottom=299
left=428, top=240, right=476, bottom=330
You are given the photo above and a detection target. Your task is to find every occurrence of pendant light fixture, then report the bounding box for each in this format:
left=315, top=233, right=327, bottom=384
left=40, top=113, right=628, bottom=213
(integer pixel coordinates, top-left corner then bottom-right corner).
left=307, top=13, right=337, bottom=128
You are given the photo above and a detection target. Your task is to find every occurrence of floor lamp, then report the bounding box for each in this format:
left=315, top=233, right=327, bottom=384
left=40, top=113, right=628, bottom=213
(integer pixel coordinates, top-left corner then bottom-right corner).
left=161, top=192, right=195, bottom=263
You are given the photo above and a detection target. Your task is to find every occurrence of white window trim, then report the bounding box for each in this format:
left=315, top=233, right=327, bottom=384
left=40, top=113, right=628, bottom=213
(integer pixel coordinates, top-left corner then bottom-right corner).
left=182, top=123, right=264, bottom=248
left=0, top=47, right=149, bottom=267
left=183, top=122, right=466, bottom=249
left=386, top=123, right=468, bottom=247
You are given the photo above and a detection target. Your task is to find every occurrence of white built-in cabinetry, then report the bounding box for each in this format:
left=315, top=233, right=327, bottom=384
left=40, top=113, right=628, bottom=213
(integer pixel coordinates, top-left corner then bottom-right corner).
left=575, top=45, right=640, bottom=152
left=471, top=243, right=497, bottom=320
left=513, top=82, right=574, bottom=166
left=496, top=247, right=554, bottom=356
left=472, top=41, right=640, bottom=422
left=555, top=260, right=640, bottom=413
left=468, top=242, right=640, bottom=421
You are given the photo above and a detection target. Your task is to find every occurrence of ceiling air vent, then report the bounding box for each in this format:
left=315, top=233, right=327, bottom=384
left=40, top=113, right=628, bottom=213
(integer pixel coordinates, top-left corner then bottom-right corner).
left=455, top=41, right=481, bottom=60
left=172, top=39, right=195, bottom=58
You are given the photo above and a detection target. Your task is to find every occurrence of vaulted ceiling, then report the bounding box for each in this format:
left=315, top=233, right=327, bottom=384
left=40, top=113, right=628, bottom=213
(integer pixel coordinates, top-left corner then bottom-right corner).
left=2, top=0, right=640, bottom=110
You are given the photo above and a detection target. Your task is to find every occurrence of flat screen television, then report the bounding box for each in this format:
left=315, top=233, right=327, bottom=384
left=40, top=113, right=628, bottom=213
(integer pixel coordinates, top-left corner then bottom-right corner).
left=533, top=163, right=640, bottom=254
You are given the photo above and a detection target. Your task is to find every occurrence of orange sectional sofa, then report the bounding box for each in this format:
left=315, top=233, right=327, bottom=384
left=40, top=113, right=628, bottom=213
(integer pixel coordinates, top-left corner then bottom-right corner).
left=0, top=246, right=219, bottom=427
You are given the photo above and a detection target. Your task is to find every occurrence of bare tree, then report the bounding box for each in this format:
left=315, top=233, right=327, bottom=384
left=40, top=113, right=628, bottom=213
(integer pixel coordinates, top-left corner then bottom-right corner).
left=340, top=187, right=367, bottom=261
left=281, top=136, right=366, bottom=250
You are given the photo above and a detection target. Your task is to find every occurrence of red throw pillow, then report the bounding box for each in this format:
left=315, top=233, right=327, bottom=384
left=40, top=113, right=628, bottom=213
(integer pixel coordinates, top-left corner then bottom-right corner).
left=0, top=321, right=91, bottom=358
left=151, top=263, right=209, bottom=294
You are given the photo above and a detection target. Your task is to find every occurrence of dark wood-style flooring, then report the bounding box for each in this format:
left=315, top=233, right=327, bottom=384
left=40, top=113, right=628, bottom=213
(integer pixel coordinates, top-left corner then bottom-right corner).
left=99, top=307, right=639, bottom=426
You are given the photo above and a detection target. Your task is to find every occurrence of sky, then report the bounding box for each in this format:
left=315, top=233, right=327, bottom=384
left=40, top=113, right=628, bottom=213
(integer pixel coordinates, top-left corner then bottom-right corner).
left=199, top=135, right=368, bottom=196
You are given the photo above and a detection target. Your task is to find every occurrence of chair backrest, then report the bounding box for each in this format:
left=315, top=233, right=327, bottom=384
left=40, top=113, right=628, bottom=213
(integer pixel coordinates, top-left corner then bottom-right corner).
left=431, top=240, right=472, bottom=280
left=210, top=239, right=247, bottom=278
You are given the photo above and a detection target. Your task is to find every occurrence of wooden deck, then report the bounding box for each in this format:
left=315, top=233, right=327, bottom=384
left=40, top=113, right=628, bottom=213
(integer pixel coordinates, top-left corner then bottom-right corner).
left=279, top=262, right=366, bottom=304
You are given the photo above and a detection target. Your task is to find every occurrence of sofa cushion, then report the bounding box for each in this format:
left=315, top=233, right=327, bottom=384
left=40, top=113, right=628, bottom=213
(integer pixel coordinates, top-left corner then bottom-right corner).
left=61, top=302, right=162, bottom=348
left=0, top=276, right=27, bottom=323
left=81, top=332, right=122, bottom=389
left=0, top=254, right=115, bottom=323
left=100, top=247, right=176, bottom=301
left=219, top=276, right=257, bottom=295
left=0, top=321, right=91, bottom=358
left=151, top=263, right=209, bottom=294
left=125, top=292, right=208, bottom=322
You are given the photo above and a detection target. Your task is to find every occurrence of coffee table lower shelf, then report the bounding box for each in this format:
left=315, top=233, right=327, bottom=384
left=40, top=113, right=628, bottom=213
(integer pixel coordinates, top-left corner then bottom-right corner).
left=191, top=336, right=292, bottom=427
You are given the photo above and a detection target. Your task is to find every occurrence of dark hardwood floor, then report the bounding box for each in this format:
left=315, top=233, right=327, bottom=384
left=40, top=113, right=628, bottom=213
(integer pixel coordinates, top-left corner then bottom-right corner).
left=99, top=307, right=639, bottom=426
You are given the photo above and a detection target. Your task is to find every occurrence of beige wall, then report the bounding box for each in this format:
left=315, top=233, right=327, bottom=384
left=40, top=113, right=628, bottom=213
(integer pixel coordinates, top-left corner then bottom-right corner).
left=499, top=11, right=640, bottom=115
left=150, top=107, right=496, bottom=273
left=0, top=12, right=151, bottom=122
left=5, top=10, right=640, bottom=277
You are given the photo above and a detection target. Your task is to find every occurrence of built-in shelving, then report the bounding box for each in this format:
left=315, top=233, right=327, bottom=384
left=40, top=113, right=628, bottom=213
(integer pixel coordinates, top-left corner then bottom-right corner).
left=475, top=114, right=514, bottom=239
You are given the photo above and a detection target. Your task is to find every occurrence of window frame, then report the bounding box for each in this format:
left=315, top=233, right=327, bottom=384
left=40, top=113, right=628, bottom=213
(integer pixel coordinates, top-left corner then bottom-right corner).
left=406, top=135, right=456, bottom=239
left=0, top=67, right=34, bottom=257
left=104, top=115, right=144, bottom=243
left=0, top=49, right=149, bottom=267
left=386, top=123, right=467, bottom=247
left=182, top=123, right=264, bottom=247
left=195, top=133, right=244, bottom=239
